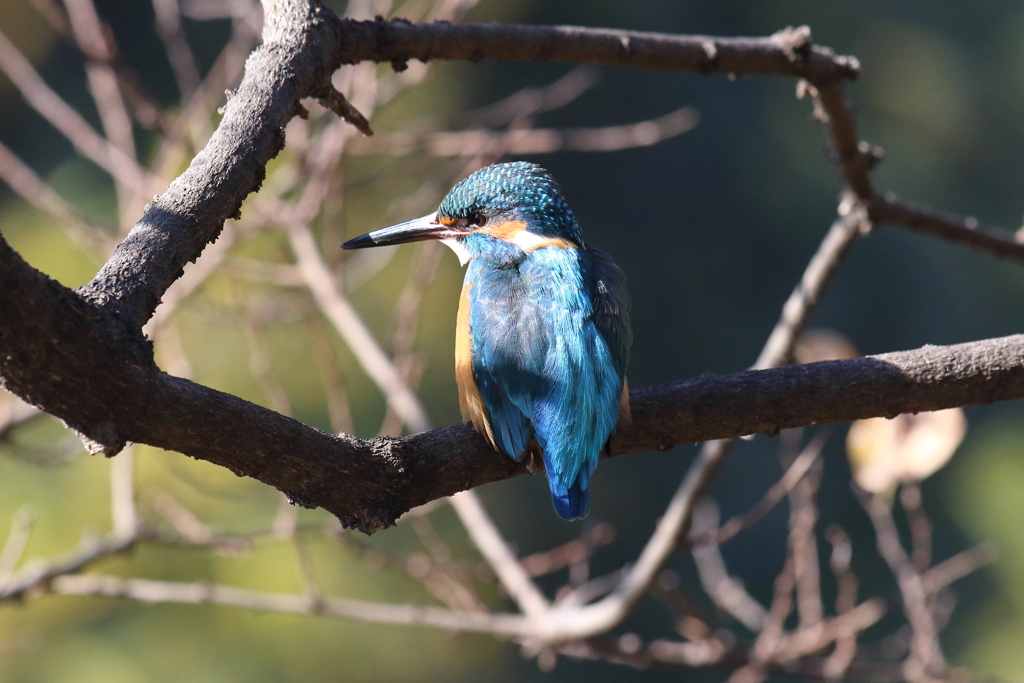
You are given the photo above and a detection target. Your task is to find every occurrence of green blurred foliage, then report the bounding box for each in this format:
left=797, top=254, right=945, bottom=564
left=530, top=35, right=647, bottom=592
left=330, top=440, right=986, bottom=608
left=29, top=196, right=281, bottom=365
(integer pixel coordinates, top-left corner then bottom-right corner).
left=1, top=0, right=1024, bottom=680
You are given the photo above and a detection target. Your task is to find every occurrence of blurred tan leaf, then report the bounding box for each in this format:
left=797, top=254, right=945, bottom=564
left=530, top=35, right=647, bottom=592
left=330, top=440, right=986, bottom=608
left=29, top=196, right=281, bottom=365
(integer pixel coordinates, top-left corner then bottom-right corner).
left=793, top=328, right=858, bottom=364
left=847, top=408, right=967, bottom=494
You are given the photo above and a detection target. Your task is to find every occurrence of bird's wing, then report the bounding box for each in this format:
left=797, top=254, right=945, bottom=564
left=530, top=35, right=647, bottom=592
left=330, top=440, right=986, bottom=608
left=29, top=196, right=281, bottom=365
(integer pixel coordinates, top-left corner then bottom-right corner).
left=586, top=246, right=632, bottom=383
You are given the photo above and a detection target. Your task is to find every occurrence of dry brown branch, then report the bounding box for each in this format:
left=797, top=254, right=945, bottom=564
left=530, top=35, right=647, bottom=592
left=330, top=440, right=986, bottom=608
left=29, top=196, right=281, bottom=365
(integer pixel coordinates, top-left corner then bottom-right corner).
left=872, top=193, right=1024, bottom=265
left=0, top=392, right=43, bottom=442
left=859, top=490, right=945, bottom=682
left=921, top=543, right=998, bottom=595
left=332, top=21, right=858, bottom=84
left=823, top=525, right=860, bottom=679
left=110, top=446, right=137, bottom=540
left=900, top=483, right=932, bottom=572
left=346, top=106, right=698, bottom=156
left=463, top=65, right=600, bottom=127
left=0, top=139, right=114, bottom=254
left=8, top=211, right=1024, bottom=532
left=151, top=0, right=202, bottom=99
left=0, top=24, right=148, bottom=195
left=0, top=531, right=137, bottom=601
left=788, top=454, right=824, bottom=629
left=755, top=195, right=869, bottom=369
left=63, top=0, right=139, bottom=226
left=688, top=429, right=829, bottom=547
left=289, top=224, right=431, bottom=432
left=0, top=508, right=34, bottom=589
left=52, top=572, right=534, bottom=635
left=691, top=500, right=767, bottom=631
left=520, top=524, right=615, bottom=577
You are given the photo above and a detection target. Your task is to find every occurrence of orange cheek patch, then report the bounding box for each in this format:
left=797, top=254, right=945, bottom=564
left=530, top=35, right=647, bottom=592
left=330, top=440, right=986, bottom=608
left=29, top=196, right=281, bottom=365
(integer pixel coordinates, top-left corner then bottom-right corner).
left=482, top=220, right=575, bottom=251
left=480, top=219, right=527, bottom=241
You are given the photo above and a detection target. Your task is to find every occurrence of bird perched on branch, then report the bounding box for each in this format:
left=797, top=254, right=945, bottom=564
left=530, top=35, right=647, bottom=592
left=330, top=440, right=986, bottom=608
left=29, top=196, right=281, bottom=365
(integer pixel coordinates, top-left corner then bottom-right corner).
left=342, top=162, right=631, bottom=520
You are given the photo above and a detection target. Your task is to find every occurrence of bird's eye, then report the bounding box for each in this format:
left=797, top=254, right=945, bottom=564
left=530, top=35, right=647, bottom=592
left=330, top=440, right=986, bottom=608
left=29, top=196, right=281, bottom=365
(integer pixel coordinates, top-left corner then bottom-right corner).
left=471, top=213, right=487, bottom=227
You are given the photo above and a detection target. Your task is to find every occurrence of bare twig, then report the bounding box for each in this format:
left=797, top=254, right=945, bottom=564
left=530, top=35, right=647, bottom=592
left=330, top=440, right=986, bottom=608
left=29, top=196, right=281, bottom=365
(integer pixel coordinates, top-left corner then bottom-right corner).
left=306, top=314, right=355, bottom=435
left=732, top=556, right=796, bottom=683
left=347, top=106, right=698, bottom=156
left=151, top=0, right=202, bottom=100
left=0, top=25, right=148, bottom=194
left=691, top=500, right=767, bottom=631
left=776, top=598, right=887, bottom=662
left=238, top=292, right=294, bottom=417
left=332, top=21, right=858, bottom=85
left=449, top=491, right=550, bottom=620
left=0, top=139, right=114, bottom=255
left=0, top=508, right=35, bottom=589
left=755, top=195, right=869, bottom=369
left=0, top=532, right=137, bottom=601
left=289, top=224, right=431, bottom=432
left=0, top=393, right=42, bottom=442
left=520, top=524, right=615, bottom=577
left=152, top=491, right=216, bottom=544
left=788, top=452, right=824, bottom=629
left=53, top=572, right=531, bottom=635
left=900, top=483, right=932, bottom=572
left=463, top=65, right=600, bottom=127
left=921, top=543, right=998, bottom=595
left=823, top=525, right=859, bottom=679
left=63, top=0, right=139, bottom=226
left=110, top=445, right=137, bottom=540
left=688, top=429, right=829, bottom=547
left=377, top=241, right=443, bottom=436
left=871, top=193, right=1024, bottom=265
left=858, top=490, right=945, bottom=682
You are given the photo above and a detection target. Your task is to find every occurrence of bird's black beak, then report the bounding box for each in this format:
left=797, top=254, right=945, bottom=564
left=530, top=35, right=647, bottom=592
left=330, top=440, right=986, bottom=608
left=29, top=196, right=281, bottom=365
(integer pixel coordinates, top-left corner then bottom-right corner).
left=341, top=213, right=467, bottom=249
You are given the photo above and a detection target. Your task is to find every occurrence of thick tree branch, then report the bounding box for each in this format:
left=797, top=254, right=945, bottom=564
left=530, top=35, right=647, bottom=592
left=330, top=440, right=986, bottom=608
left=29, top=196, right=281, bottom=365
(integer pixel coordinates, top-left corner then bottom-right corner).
left=3, top=1, right=1024, bottom=537
left=3, top=229, right=1022, bottom=533
left=328, top=22, right=859, bottom=85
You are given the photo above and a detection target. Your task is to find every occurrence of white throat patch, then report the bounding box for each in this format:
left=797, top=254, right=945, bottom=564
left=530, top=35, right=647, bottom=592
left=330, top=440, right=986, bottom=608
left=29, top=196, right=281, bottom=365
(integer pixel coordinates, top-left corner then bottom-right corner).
left=441, top=238, right=471, bottom=266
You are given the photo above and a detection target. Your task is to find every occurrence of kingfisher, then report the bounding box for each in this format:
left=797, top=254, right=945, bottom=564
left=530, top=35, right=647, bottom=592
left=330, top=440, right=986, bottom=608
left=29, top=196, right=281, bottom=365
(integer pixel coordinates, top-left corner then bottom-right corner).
left=342, top=162, right=631, bottom=520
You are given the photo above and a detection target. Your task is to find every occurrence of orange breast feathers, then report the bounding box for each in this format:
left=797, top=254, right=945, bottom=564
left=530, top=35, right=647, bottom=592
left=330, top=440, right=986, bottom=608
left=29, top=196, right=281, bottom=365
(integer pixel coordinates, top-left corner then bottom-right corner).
left=455, top=281, right=496, bottom=447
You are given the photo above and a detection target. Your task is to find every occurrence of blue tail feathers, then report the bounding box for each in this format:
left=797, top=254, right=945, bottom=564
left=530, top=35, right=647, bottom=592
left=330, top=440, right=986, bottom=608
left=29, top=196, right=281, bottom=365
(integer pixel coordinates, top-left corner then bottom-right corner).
left=550, top=475, right=591, bottom=521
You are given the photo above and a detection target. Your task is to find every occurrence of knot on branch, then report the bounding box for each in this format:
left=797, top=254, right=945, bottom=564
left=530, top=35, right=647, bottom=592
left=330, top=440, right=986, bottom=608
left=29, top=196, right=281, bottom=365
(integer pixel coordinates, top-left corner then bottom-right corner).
left=824, top=140, right=885, bottom=177
left=78, top=425, right=125, bottom=457
left=316, top=84, right=374, bottom=136
left=771, top=25, right=813, bottom=62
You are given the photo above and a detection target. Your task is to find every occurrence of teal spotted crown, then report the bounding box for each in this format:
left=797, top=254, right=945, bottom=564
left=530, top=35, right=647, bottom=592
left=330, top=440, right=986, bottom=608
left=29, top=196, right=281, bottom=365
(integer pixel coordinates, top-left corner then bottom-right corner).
left=438, top=162, right=582, bottom=244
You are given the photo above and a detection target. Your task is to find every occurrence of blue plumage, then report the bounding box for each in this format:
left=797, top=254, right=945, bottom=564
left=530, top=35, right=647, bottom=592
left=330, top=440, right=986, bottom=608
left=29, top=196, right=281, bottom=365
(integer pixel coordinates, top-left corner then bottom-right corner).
left=342, top=162, right=631, bottom=520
